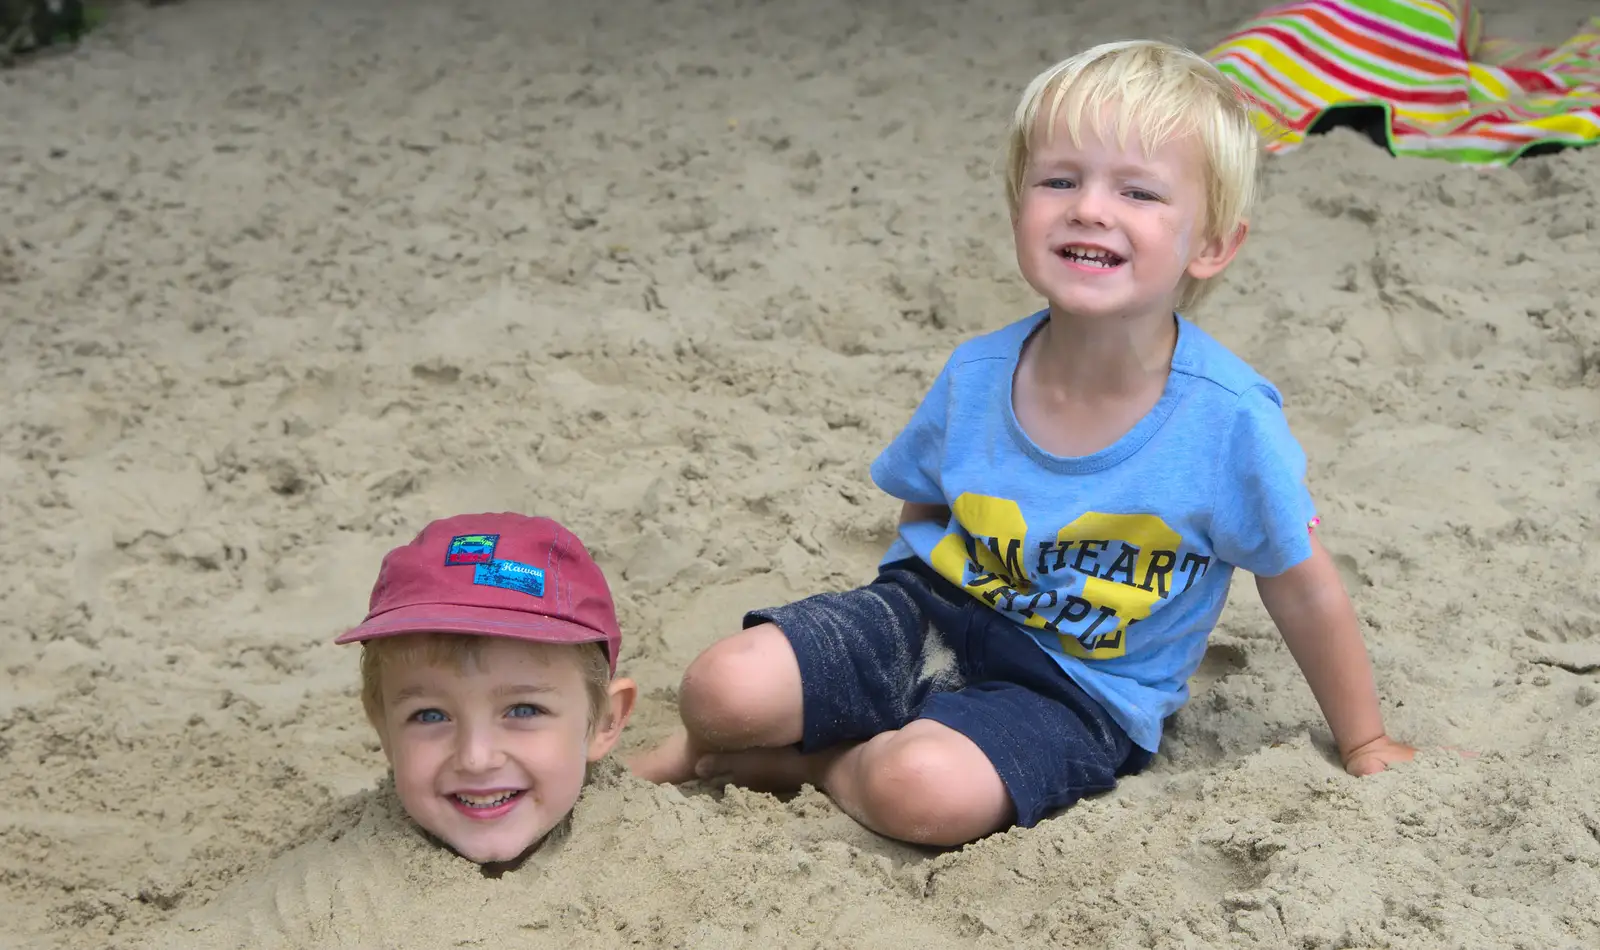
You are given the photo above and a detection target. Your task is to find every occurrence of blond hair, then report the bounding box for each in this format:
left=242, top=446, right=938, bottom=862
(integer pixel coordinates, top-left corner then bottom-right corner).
left=360, top=634, right=612, bottom=732
left=1005, top=40, right=1262, bottom=313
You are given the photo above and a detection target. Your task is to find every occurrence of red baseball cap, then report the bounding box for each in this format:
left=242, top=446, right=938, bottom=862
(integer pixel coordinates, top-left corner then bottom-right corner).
left=336, top=513, right=622, bottom=674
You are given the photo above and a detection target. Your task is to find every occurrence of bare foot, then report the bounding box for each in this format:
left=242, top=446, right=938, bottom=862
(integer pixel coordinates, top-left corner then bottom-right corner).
left=695, top=745, right=841, bottom=793
left=625, top=728, right=702, bottom=784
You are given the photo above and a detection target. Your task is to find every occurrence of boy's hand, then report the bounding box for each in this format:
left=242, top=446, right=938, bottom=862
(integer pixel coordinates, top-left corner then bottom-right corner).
left=1341, top=734, right=1416, bottom=776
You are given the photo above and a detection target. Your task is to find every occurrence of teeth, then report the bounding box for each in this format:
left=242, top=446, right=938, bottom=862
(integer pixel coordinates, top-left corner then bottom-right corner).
left=1061, top=246, right=1122, bottom=266
left=455, top=791, right=519, bottom=808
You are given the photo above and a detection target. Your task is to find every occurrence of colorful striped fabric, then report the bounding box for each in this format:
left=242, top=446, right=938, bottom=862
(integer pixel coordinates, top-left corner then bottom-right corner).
left=1205, top=0, right=1600, bottom=165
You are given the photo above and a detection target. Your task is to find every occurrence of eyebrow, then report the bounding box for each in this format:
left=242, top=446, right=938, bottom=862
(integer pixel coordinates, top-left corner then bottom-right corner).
left=390, top=683, right=557, bottom=703
left=1031, top=157, right=1169, bottom=182
left=493, top=683, right=557, bottom=697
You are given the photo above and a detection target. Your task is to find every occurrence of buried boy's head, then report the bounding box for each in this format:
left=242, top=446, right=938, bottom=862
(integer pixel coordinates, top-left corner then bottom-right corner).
left=337, top=513, right=636, bottom=865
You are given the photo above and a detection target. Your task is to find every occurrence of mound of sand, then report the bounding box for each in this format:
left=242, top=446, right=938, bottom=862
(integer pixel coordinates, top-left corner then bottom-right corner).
left=2, top=0, right=1596, bottom=947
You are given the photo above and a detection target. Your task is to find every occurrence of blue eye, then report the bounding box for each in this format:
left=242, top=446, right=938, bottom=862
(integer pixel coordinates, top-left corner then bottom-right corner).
left=1127, top=189, right=1160, bottom=201
left=1042, top=178, right=1075, bottom=190
left=411, top=708, right=448, bottom=724
left=507, top=703, right=545, bottom=719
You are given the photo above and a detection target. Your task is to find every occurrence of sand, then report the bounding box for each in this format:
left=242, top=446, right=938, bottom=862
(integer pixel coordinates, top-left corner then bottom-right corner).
left=2, top=0, right=1597, bottom=946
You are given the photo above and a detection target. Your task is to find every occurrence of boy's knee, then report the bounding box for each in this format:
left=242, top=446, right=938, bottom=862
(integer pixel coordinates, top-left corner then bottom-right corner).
left=678, top=625, right=798, bottom=743
left=861, top=730, right=1011, bottom=845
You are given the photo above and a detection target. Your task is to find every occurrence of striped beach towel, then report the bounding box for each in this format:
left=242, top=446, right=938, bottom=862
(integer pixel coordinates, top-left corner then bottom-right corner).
left=1205, top=0, right=1600, bottom=165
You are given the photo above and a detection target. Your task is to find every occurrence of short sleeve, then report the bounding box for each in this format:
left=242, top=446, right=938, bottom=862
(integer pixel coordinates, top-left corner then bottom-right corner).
left=869, top=357, right=954, bottom=505
left=1208, top=385, right=1318, bottom=576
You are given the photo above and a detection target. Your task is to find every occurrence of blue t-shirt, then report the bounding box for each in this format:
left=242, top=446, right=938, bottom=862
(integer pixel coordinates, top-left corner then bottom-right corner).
left=870, top=310, right=1317, bottom=752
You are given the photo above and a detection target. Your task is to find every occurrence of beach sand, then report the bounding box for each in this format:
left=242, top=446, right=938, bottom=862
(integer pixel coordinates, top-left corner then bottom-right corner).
left=2, top=0, right=1597, bottom=946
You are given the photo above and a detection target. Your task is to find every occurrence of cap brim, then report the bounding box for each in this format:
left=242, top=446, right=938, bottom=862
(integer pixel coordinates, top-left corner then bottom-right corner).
left=336, top=602, right=610, bottom=654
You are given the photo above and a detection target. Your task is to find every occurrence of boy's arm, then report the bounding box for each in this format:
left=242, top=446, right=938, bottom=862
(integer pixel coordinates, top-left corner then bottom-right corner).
left=1254, top=534, right=1416, bottom=776
left=899, top=501, right=951, bottom=526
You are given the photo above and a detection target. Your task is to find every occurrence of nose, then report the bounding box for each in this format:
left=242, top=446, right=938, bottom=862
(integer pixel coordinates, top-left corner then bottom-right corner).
left=454, top=721, right=505, bottom=773
left=1069, top=181, right=1113, bottom=228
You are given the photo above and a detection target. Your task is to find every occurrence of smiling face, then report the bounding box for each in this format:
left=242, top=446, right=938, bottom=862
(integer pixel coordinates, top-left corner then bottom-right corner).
left=370, top=637, right=631, bottom=865
left=1012, top=111, right=1241, bottom=325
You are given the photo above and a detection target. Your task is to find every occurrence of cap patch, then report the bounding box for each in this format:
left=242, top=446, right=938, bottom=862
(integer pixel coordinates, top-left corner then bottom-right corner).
left=445, top=534, right=499, bottom=566
left=473, top=559, right=545, bottom=598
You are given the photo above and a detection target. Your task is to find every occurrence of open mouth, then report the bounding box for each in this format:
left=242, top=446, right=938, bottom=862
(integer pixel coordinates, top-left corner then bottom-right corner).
left=452, top=789, right=525, bottom=810
left=1057, top=245, right=1126, bottom=268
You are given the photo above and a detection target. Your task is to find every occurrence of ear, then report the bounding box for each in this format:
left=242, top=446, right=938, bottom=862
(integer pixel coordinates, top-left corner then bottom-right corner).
left=369, top=716, right=396, bottom=765
left=1186, top=220, right=1248, bottom=281
left=586, top=677, right=639, bottom=762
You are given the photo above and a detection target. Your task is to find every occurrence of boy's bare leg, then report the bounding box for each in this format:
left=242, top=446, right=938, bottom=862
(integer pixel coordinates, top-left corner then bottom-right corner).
left=628, top=623, right=1013, bottom=846
left=698, top=719, right=1013, bottom=847
left=623, top=728, right=704, bottom=785
left=626, top=623, right=804, bottom=784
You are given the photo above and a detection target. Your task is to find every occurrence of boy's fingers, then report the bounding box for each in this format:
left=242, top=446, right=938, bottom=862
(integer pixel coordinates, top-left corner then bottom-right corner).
left=1346, top=755, right=1388, bottom=776
left=1351, top=745, right=1479, bottom=776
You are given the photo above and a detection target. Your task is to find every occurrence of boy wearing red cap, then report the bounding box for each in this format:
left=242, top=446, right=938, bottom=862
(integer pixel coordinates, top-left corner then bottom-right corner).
left=336, top=513, right=636, bottom=866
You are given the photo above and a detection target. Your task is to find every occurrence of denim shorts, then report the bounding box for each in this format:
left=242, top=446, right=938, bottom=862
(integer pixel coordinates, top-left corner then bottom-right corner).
left=745, top=558, right=1153, bottom=829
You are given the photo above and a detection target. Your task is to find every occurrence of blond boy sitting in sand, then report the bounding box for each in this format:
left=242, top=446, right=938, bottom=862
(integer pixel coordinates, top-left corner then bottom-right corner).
left=337, top=513, right=636, bottom=866
left=632, top=40, right=1416, bottom=846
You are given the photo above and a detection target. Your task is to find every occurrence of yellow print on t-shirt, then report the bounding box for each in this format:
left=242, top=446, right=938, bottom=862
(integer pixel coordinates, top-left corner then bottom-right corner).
left=928, top=493, right=1210, bottom=659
